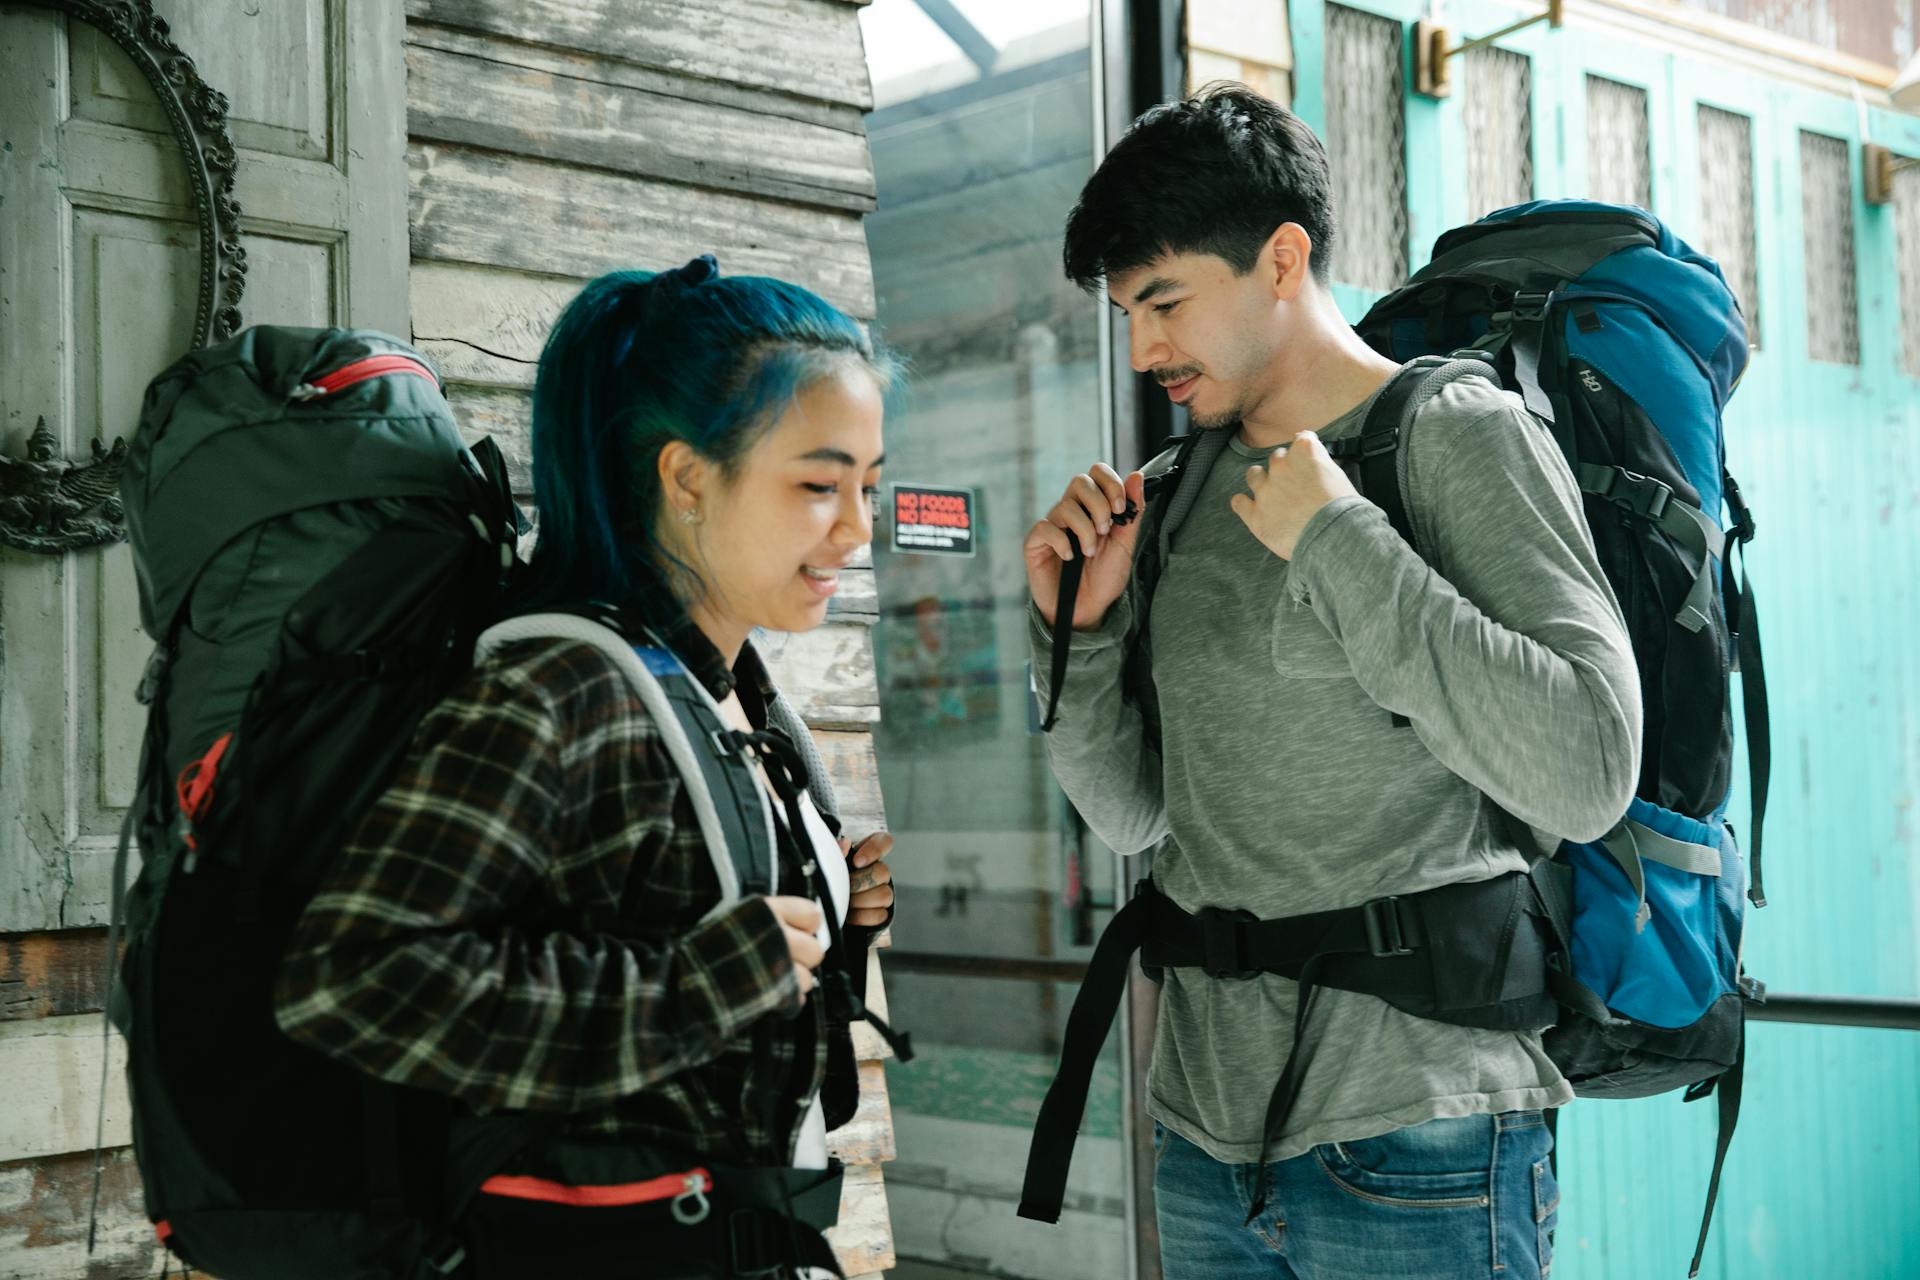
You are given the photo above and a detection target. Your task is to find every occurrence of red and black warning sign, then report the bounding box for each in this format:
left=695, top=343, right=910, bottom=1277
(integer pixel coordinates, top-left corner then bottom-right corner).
left=890, top=483, right=975, bottom=556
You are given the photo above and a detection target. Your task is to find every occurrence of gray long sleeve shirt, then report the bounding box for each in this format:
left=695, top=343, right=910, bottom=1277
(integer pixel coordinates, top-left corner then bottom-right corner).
left=1028, top=374, right=1641, bottom=1163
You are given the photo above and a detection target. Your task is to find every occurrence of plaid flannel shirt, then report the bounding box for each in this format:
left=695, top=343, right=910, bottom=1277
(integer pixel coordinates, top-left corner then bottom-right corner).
left=273, top=618, right=823, bottom=1165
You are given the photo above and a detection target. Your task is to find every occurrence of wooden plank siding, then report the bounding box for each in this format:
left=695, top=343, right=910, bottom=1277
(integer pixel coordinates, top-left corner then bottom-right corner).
left=404, top=2, right=901, bottom=1276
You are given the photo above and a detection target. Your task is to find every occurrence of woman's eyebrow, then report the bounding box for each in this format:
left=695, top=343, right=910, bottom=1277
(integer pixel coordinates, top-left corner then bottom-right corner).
left=795, top=447, right=886, bottom=468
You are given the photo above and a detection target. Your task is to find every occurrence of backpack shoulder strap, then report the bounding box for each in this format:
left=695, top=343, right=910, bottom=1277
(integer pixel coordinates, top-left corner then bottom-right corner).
left=1324, top=357, right=1494, bottom=729
left=1038, top=429, right=1208, bottom=735
left=1328, top=356, right=1499, bottom=556
left=474, top=613, right=776, bottom=912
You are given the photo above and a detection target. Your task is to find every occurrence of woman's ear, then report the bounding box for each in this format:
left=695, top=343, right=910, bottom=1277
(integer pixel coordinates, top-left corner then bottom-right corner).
left=656, top=440, right=709, bottom=520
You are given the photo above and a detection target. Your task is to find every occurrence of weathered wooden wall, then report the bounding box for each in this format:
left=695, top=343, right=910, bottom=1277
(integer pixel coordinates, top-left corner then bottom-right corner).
left=2, top=0, right=414, bottom=1272
left=401, top=2, right=901, bottom=1276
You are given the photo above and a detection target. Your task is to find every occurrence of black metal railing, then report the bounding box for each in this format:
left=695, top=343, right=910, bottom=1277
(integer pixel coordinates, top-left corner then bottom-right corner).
left=1746, top=992, right=1920, bottom=1031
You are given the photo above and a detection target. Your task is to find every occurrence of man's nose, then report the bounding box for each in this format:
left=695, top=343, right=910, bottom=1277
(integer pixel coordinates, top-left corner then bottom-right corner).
left=1129, top=319, right=1168, bottom=374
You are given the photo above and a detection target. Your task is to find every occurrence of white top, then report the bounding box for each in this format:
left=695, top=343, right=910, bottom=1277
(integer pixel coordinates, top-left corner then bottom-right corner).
left=789, top=791, right=848, bottom=1170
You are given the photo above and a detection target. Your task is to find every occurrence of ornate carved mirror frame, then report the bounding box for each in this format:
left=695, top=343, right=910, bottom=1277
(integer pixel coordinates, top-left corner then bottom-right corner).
left=2, top=0, right=244, bottom=554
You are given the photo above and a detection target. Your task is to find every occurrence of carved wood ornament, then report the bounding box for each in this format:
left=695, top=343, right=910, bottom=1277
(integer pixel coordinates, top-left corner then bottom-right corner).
left=2, top=0, right=245, bottom=554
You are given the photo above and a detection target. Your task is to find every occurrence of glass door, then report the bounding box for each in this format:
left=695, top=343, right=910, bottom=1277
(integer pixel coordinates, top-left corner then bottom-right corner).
left=857, top=4, right=1133, bottom=1277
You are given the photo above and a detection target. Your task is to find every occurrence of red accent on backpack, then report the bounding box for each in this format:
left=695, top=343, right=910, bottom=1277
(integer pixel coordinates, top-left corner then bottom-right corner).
left=175, top=732, right=234, bottom=851
left=477, top=1169, right=712, bottom=1208
left=306, top=354, right=438, bottom=398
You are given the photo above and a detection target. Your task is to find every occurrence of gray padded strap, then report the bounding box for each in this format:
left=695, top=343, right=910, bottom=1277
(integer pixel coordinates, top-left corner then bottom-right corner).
left=1157, top=427, right=1229, bottom=549
left=767, top=687, right=837, bottom=824
left=476, top=613, right=766, bottom=916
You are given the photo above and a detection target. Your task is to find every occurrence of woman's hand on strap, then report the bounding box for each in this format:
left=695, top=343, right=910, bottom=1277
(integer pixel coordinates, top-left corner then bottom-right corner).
left=840, top=831, right=895, bottom=929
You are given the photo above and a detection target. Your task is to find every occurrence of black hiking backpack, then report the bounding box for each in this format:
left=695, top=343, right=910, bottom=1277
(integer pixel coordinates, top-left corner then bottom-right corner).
left=107, top=325, right=905, bottom=1278
left=109, top=326, right=525, bottom=1277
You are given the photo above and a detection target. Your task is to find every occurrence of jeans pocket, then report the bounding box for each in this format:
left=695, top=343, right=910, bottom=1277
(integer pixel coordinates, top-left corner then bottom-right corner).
left=1313, top=1117, right=1495, bottom=1209
left=1532, top=1157, right=1560, bottom=1277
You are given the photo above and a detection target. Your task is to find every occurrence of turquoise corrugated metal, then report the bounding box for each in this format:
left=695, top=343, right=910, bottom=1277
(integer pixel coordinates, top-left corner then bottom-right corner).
left=1291, top=1, right=1920, bottom=1275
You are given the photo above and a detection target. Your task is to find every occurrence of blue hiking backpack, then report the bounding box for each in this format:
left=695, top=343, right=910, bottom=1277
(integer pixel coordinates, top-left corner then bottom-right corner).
left=1356, top=199, right=1769, bottom=1276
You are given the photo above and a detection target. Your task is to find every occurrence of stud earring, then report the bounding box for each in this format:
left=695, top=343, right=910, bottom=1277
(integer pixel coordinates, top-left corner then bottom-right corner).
left=680, top=506, right=701, bottom=525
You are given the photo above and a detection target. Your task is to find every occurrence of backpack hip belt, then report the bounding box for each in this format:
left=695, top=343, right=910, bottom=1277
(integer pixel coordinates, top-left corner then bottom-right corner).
left=1017, top=870, right=1560, bottom=1225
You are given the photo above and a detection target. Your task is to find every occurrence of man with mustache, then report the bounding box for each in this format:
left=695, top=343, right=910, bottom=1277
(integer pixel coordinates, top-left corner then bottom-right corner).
left=1022, top=85, right=1640, bottom=1279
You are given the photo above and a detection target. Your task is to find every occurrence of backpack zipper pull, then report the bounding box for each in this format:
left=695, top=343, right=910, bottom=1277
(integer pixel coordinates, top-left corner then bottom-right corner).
left=671, top=1172, right=712, bottom=1225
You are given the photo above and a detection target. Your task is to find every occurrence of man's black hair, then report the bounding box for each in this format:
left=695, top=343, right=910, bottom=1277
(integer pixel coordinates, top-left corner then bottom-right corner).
left=1063, top=83, right=1336, bottom=291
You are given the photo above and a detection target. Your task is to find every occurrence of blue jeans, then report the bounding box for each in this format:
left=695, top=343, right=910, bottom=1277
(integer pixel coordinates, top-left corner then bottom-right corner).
left=1154, top=1112, right=1559, bottom=1280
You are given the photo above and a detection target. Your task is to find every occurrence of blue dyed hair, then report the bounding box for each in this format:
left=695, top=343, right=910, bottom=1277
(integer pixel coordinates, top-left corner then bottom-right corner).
left=520, top=256, right=898, bottom=610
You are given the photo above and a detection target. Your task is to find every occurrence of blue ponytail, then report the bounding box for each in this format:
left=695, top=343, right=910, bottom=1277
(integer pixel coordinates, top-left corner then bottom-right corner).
left=519, top=257, right=899, bottom=611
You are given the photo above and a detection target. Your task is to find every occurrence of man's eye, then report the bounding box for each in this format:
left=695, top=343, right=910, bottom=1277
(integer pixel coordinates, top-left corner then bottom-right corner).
left=802, top=483, right=837, bottom=495
left=1154, top=301, right=1180, bottom=315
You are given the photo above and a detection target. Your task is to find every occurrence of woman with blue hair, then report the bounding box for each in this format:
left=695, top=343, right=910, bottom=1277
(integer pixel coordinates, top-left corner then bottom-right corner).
left=276, top=255, right=902, bottom=1277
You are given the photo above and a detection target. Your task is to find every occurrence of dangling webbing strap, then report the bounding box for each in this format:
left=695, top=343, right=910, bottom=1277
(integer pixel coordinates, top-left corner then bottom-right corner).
left=1686, top=1029, right=1746, bottom=1278
left=90, top=639, right=176, bottom=1254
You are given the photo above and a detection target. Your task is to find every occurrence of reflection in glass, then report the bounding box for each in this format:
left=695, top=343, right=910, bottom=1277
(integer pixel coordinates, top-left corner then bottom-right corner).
left=858, top=2, right=1128, bottom=1276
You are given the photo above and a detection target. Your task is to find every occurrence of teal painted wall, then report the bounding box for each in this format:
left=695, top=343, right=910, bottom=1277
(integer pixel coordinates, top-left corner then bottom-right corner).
left=1291, top=2, right=1920, bottom=1276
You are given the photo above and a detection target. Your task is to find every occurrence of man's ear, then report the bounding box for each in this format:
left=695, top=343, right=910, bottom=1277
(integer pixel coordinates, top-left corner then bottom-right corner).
left=1264, top=222, right=1315, bottom=302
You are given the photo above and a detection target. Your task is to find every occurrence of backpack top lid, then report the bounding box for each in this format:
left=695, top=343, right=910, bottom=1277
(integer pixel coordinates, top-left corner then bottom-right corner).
left=1421, top=199, right=1751, bottom=412
left=121, top=325, right=477, bottom=638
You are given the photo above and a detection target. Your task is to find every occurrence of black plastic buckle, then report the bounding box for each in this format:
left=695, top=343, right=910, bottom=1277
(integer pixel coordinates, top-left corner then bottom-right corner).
left=1359, top=426, right=1401, bottom=459
left=1512, top=290, right=1553, bottom=322
left=1362, top=897, right=1415, bottom=958
left=1729, top=510, right=1757, bottom=545
left=1600, top=468, right=1673, bottom=521
left=1197, top=908, right=1258, bottom=980
left=728, top=1209, right=784, bottom=1277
